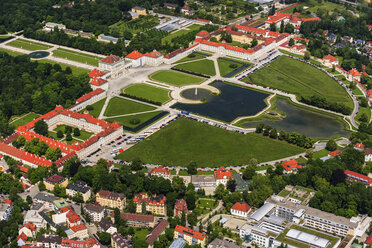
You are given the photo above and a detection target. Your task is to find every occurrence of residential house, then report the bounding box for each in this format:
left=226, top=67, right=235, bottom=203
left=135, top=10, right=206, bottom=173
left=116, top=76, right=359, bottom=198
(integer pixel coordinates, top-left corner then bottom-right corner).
left=365, top=148, right=372, bottom=162
left=281, top=160, right=302, bottom=174
left=174, top=225, right=206, bottom=247
left=98, top=218, right=117, bottom=235
left=24, top=210, right=46, bottom=229
left=133, top=193, right=166, bottom=216
left=354, top=143, right=365, bottom=151
left=181, top=6, right=194, bottom=15
left=111, top=232, right=132, bottom=248
left=65, top=224, right=88, bottom=240
left=344, top=170, right=372, bottom=186
left=19, top=222, right=36, bottom=238
left=329, top=150, right=342, bottom=158
left=174, top=199, right=188, bottom=218
left=44, top=174, right=68, bottom=191
left=146, top=219, right=169, bottom=247
left=66, top=181, right=91, bottom=202
left=0, top=199, right=12, bottom=221
left=164, top=3, right=178, bottom=9
left=96, top=190, right=126, bottom=209
left=150, top=166, right=170, bottom=179
left=34, top=193, right=59, bottom=211
left=37, top=234, right=62, bottom=248
left=131, top=6, right=147, bottom=15
left=17, top=232, right=28, bottom=247
left=84, top=203, right=105, bottom=222
left=323, top=55, right=338, bottom=67
left=120, top=212, right=156, bottom=228
left=208, top=238, right=240, bottom=248
left=214, top=167, right=233, bottom=186
left=348, top=68, right=361, bottom=81
left=230, top=202, right=251, bottom=218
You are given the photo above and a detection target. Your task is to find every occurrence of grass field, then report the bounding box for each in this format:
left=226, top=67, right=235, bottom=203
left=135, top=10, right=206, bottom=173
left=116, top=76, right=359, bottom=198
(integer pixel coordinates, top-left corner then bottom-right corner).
left=134, top=229, right=149, bottom=240
left=37, top=59, right=89, bottom=75
left=10, top=112, right=40, bottom=128
left=217, top=58, right=243, bottom=77
left=313, top=149, right=329, bottom=159
left=7, top=39, right=52, bottom=51
left=116, top=118, right=305, bottom=166
left=85, top=98, right=106, bottom=117
left=174, top=53, right=206, bottom=63
left=149, top=70, right=205, bottom=86
left=110, top=16, right=159, bottom=35
left=122, top=84, right=171, bottom=104
left=0, top=48, right=24, bottom=56
left=53, top=124, right=93, bottom=140
left=356, top=106, right=371, bottom=124
left=187, top=24, right=203, bottom=31
left=244, top=56, right=353, bottom=109
left=106, top=110, right=164, bottom=129
left=104, top=97, right=157, bottom=117
left=162, top=28, right=197, bottom=44
left=52, top=48, right=101, bottom=66
left=173, top=59, right=216, bottom=76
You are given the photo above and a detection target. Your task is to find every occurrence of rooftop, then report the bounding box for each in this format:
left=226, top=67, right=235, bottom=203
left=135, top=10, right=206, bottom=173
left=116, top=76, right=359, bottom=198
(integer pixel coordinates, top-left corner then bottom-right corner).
left=231, top=202, right=251, bottom=212
left=146, top=219, right=169, bottom=245
left=175, top=225, right=205, bottom=241
left=45, top=174, right=67, bottom=185
left=120, top=212, right=155, bottom=223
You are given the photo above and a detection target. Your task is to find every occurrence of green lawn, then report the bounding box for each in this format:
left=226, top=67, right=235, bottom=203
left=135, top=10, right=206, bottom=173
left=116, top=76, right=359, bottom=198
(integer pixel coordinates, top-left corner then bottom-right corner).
left=78, top=130, right=94, bottom=140
left=104, top=97, right=157, bottom=117
left=198, top=199, right=216, bottom=208
left=106, top=111, right=164, bottom=129
left=162, top=29, right=196, bottom=44
left=53, top=124, right=93, bottom=140
left=173, top=59, right=216, bottom=76
left=187, top=24, right=203, bottom=31
left=356, top=106, right=371, bottom=123
left=122, top=84, right=171, bottom=104
left=244, top=56, right=353, bottom=109
left=134, top=229, right=149, bottom=240
left=6, top=39, right=52, bottom=51
left=10, top=113, right=40, bottom=128
left=313, top=149, right=330, bottom=159
left=38, top=59, right=89, bottom=75
left=278, top=189, right=291, bottom=197
left=351, top=86, right=363, bottom=96
left=174, top=53, right=207, bottom=64
left=116, top=118, right=305, bottom=166
left=149, top=70, right=205, bottom=86
left=217, top=58, right=243, bottom=77
left=52, top=48, right=101, bottom=66
left=65, top=138, right=81, bottom=145
left=0, top=48, right=24, bottom=56
left=84, top=98, right=106, bottom=117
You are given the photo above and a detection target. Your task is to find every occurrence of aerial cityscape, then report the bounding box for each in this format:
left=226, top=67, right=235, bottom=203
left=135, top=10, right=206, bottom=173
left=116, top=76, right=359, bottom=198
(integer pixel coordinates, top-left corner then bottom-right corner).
left=0, top=0, right=371, bottom=248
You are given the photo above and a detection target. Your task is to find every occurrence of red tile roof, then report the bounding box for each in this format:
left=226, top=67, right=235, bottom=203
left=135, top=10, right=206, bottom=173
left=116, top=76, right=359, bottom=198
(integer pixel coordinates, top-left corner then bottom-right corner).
left=133, top=193, right=166, bottom=205
left=61, top=238, right=99, bottom=248
left=146, top=219, right=169, bottom=245
left=2, top=199, right=12, bottom=205
left=214, top=166, right=233, bottom=180
left=21, top=222, right=36, bottom=232
left=175, top=225, right=205, bottom=240
left=231, top=202, right=251, bottom=212
left=175, top=199, right=188, bottom=212
left=344, top=170, right=372, bottom=185
left=151, top=166, right=170, bottom=175
left=196, top=31, right=210, bottom=39
left=70, top=224, right=87, bottom=232
left=17, top=164, right=29, bottom=173
left=301, top=17, right=321, bottom=22
left=164, top=48, right=186, bottom=59
left=329, top=150, right=342, bottom=157
left=366, top=233, right=372, bottom=245
left=45, top=174, right=66, bottom=185
left=197, top=18, right=212, bottom=23
left=126, top=50, right=144, bottom=60
left=121, top=212, right=155, bottom=222
left=281, top=160, right=302, bottom=171
left=324, top=54, right=338, bottom=62
left=76, top=89, right=105, bottom=103
left=88, top=68, right=105, bottom=78
left=100, top=54, right=122, bottom=64
left=90, top=77, right=107, bottom=86
left=354, top=143, right=365, bottom=150
left=17, top=232, right=27, bottom=242
left=349, top=68, right=361, bottom=77
left=366, top=25, right=372, bottom=30
left=368, top=90, right=372, bottom=98
left=144, top=50, right=163, bottom=58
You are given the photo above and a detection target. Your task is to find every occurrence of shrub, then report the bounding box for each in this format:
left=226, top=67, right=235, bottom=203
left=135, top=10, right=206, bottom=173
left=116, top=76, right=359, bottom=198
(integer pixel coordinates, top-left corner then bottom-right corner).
left=66, top=133, right=72, bottom=141
left=129, top=118, right=140, bottom=125
left=188, top=53, right=196, bottom=58
left=86, top=105, right=93, bottom=111
left=229, top=63, right=238, bottom=69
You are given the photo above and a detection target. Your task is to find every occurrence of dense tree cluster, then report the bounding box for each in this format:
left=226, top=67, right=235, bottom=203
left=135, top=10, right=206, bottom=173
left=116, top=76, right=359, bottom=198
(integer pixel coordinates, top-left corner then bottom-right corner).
left=12, top=136, right=62, bottom=161
left=300, top=95, right=352, bottom=115
left=0, top=52, right=90, bottom=136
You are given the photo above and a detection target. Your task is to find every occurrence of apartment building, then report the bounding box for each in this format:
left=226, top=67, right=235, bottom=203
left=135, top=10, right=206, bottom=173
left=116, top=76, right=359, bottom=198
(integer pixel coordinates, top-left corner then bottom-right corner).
left=96, top=190, right=126, bottom=209
left=66, top=181, right=91, bottom=202
left=111, top=232, right=132, bottom=248
left=44, top=174, right=68, bottom=191
left=120, top=212, right=156, bottom=228
left=133, top=193, right=166, bottom=216
left=84, top=203, right=105, bottom=222
left=150, top=166, right=170, bottom=180
left=174, top=225, right=206, bottom=247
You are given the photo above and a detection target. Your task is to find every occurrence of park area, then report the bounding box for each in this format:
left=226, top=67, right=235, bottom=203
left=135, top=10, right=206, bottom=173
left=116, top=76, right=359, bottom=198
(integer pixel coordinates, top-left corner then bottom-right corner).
left=122, top=84, right=171, bottom=104
left=217, top=58, right=247, bottom=77
left=104, top=97, right=157, bottom=117
left=161, top=24, right=202, bottom=44
left=110, top=15, right=159, bottom=35
left=7, top=39, right=52, bottom=51
left=48, top=124, right=93, bottom=144
left=173, top=59, right=216, bottom=76
left=174, top=53, right=207, bottom=64
left=106, top=110, right=165, bottom=130
left=10, top=112, right=40, bottom=128
left=149, top=70, right=205, bottom=86
left=83, top=98, right=106, bottom=117
left=243, top=56, right=353, bottom=109
left=116, top=118, right=304, bottom=166
left=52, top=48, right=101, bottom=66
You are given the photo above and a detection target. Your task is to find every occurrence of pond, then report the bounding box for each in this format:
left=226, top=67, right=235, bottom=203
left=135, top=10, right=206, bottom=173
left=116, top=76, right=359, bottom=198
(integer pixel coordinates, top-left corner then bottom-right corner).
left=173, top=81, right=269, bottom=123
left=241, top=100, right=349, bottom=138
left=29, top=51, right=50, bottom=59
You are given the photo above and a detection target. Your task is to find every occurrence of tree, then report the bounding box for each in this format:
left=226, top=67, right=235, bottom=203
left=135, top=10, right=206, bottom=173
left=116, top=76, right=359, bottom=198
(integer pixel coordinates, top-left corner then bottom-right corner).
left=304, top=51, right=311, bottom=60
left=73, top=127, right=80, bottom=137
left=65, top=133, right=72, bottom=141
left=181, top=211, right=186, bottom=226
left=187, top=212, right=197, bottom=227
left=326, top=139, right=337, bottom=151
left=65, top=126, right=72, bottom=134
left=270, top=23, right=277, bottom=32
left=125, top=199, right=137, bottom=213
left=34, top=120, right=48, bottom=136
left=72, top=192, right=84, bottom=203
left=98, top=232, right=111, bottom=245
left=57, top=130, right=64, bottom=138
left=280, top=21, right=284, bottom=33
left=214, top=184, right=225, bottom=199
left=53, top=185, right=66, bottom=197
left=226, top=179, right=236, bottom=192
left=256, top=123, right=264, bottom=133
left=131, top=157, right=143, bottom=171
left=38, top=181, right=46, bottom=191
left=289, top=38, right=295, bottom=46
left=268, top=5, right=275, bottom=15
left=243, top=166, right=256, bottom=180
left=26, top=195, right=33, bottom=205
left=250, top=38, right=258, bottom=47
left=185, top=191, right=196, bottom=210
left=187, top=161, right=197, bottom=175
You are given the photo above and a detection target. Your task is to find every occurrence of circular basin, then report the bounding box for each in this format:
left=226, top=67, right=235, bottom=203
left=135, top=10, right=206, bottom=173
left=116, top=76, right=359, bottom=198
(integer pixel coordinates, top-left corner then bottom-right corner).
left=181, top=88, right=214, bottom=102
left=29, top=51, right=50, bottom=59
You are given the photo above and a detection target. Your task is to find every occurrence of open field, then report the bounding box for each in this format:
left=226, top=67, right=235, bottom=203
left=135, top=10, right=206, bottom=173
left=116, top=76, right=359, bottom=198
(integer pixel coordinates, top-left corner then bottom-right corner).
left=149, top=70, right=205, bottom=86
left=244, top=56, right=353, bottom=109
left=0, top=48, right=24, bottom=56
left=122, top=84, right=171, bottom=104
left=10, top=112, right=40, bottom=128
left=85, top=98, right=106, bottom=117
left=217, top=58, right=244, bottom=77
left=52, top=48, right=100, bottom=66
left=173, top=59, right=216, bottom=76
left=162, top=28, right=196, bottom=44
left=37, top=59, right=89, bottom=75
left=174, top=53, right=207, bottom=63
left=283, top=0, right=348, bottom=15
left=187, top=24, right=203, bottom=31
left=116, top=118, right=305, bottom=166
left=356, top=106, right=371, bottom=123
left=104, top=97, right=156, bottom=117
left=106, top=111, right=164, bottom=129
left=6, top=39, right=52, bottom=51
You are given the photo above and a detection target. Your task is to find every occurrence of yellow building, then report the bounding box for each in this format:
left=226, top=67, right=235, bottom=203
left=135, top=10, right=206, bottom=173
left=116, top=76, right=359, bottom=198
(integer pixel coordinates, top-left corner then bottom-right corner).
left=96, top=190, right=126, bottom=209
left=133, top=193, right=166, bottom=216
left=131, top=6, right=147, bottom=15
left=44, top=174, right=68, bottom=191
left=174, top=225, right=206, bottom=247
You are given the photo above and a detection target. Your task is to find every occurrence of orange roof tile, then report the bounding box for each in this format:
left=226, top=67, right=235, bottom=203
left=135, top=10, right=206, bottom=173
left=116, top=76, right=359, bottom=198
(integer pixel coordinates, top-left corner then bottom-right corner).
left=76, top=88, right=105, bottom=103
left=349, top=68, right=361, bottom=77
left=88, top=68, right=105, bottom=78
left=144, top=50, right=163, bottom=58
left=70, top=224, right=86, bottom=232
left=125, top=50, right=144, bottom=60
left=231, top=202, right=251, bottom=212
left=175, top=225, right=205, bottom=240
left=281, top=160, right=302, bottom=171
left=90, top=77, right=107, bottom=86
left=214, top=166, right=233, bottom=180
left=100, top=54, right=122, bottom=64
left=329, top=150, right=342, bottom=157
left=151, top=166, right=170, bottom=175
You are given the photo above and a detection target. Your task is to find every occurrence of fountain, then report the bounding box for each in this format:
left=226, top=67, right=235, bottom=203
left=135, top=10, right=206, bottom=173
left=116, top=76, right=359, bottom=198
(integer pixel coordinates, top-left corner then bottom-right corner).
left=29, top=51, right=50, bottom=59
